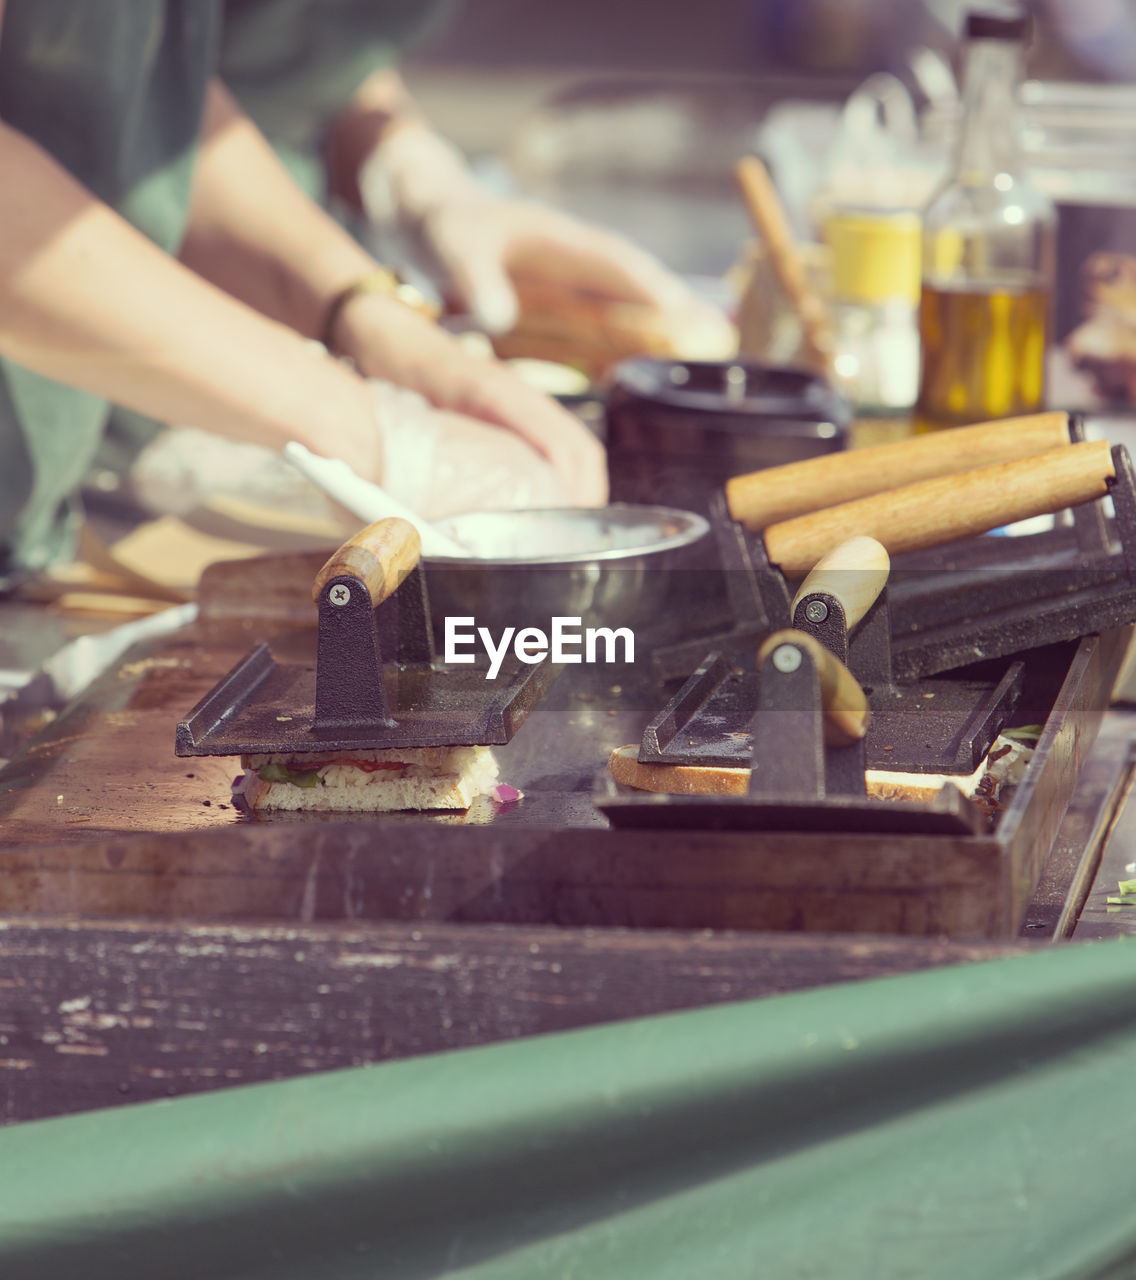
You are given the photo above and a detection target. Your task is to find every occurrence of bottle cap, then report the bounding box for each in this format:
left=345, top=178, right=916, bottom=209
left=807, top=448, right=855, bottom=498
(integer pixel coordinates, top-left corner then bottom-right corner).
left=823, top=210, right=922, bottom=306
left=965, top=9, right=1031, bottom=41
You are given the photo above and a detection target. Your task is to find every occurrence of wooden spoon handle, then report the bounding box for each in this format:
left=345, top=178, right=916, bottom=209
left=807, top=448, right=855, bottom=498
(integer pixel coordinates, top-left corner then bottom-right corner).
left=734, top=155, right=833, bottom=370
left=312, top=517, right=421, bottom=607
left=765, top=439, right=1114, bottom=577
left=726, top=410, right=1072, bottom=532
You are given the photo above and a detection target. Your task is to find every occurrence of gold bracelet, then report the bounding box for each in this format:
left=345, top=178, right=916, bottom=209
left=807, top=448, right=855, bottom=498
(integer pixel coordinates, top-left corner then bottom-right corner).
left=321, top=266, right=440, bottom=351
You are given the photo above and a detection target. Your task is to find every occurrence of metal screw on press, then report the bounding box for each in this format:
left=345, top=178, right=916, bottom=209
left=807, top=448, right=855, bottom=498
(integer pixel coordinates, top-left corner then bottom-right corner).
left=771, top=644, right=803, bottom=674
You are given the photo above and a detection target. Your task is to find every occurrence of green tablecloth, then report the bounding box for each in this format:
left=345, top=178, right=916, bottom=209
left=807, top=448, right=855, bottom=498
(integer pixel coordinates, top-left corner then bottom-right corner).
left=3, top=937, right=1136, bottom=1279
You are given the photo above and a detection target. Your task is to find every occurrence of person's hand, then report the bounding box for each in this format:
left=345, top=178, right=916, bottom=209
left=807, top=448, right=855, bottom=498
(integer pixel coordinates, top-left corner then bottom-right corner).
left=128, top=375, right=578, bottom=524
left=357, top=124, right=735, bottom=352
left=365, top=379, right=570, bottom=519
left=330, top=288, right=608, bottom=507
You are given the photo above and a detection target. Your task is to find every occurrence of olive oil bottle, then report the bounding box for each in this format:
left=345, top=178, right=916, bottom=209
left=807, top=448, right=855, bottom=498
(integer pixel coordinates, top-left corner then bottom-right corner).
left=915, top=9, right=1055, bottom=433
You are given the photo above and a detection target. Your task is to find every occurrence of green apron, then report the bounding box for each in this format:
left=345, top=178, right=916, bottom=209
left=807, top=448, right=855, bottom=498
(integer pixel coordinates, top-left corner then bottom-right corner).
left=0, top=1, right=221, bottom=582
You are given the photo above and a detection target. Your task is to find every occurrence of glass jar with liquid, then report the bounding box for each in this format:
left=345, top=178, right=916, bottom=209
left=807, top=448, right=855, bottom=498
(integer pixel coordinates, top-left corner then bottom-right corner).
left=915, top=9, right=1056, bottom=432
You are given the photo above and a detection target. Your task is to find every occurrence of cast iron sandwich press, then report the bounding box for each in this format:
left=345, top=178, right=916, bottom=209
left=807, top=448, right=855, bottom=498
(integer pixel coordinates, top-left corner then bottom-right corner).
left=598, top=625, right=989, bottom=835
left=600, top=412, right=1136, bottom=832
left=175, top=518, right=554, bottom=761
left=654, top=411, right=1136, bottom=683
left=636, top=534, right=1024, bottom=779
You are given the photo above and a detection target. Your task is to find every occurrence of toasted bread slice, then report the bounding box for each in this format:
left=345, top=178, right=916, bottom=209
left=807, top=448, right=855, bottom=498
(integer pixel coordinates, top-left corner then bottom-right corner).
left=607, top=744, right=993, bottom=804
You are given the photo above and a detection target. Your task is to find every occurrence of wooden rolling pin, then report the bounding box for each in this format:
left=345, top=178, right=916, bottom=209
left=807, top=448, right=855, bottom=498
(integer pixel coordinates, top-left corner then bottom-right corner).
left=757, top=630, right=870, bottom=745
left=765, top=439, right=1114, bottom=577
left=791, top=536, right=891, bottom=631
left=312, top=517, right=421, bottom=606
left=726, top=410, right=1072, bottom=532
left=734, top=155, right=833, bottom=372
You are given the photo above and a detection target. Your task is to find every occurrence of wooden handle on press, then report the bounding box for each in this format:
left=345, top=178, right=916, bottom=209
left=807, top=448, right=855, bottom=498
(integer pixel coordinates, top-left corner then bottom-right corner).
left=791, top=536, right=890, bottom=630
left=757, top=630, right=870, bottom=746
left=765, top=439, right=1114, bottom=576
left=312, top=517, right=422, bottom=606
left=734, top=155, right=833, bottom=370
left=726, top=410, right=1073, bottom=531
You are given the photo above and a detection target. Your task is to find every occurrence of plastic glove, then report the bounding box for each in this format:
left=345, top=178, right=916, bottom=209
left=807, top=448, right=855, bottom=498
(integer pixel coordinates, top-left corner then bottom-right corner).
left=368, top=379, right=570, bottom=520
left=358, top=124, right=736, bottom=354
left=329, top=288, right=608, bottom=507
left=130, top=381, right=573, bottom=526
left=128, top=425, right=347, bottom=522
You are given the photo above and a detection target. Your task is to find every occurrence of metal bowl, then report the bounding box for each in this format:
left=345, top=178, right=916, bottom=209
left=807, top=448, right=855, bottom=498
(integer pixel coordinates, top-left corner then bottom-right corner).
left=423, top=504, right=711, bottom=640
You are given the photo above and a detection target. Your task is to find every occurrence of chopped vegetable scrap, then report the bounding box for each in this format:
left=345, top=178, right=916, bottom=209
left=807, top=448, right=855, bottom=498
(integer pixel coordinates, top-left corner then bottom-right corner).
left=1001, top=724, right=1044, bottom=746
left=492, top=783, right=524, bottom=806
left=1105, top=878, right=1136, bottom=906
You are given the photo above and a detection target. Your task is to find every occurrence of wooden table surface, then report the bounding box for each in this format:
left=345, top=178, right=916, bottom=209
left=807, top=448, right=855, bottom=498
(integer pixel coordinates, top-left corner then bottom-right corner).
left=1, top=551, right=1134, bottom=1123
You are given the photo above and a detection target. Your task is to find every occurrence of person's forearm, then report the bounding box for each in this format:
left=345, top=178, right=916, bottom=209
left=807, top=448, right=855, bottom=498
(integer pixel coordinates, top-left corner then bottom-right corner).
left=0, top=119, right=373, bottom=463
left=179, top=80, right=383, bottom=339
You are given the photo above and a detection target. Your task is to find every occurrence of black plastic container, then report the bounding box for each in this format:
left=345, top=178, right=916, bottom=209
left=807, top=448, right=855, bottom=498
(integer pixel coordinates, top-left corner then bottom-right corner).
left=605, top=358, right=851, bottom=513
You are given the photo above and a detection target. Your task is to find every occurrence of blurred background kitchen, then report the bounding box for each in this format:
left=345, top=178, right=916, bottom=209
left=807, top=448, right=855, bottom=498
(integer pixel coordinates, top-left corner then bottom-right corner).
left=369, top=0, right=1136, bottom=421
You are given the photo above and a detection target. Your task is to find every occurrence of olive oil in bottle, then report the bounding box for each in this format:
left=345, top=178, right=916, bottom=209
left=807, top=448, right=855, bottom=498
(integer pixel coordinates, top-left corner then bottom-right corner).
left=914, top=9, right=1055, bottom=433
left=916, top=279, right=1048, bottom=429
